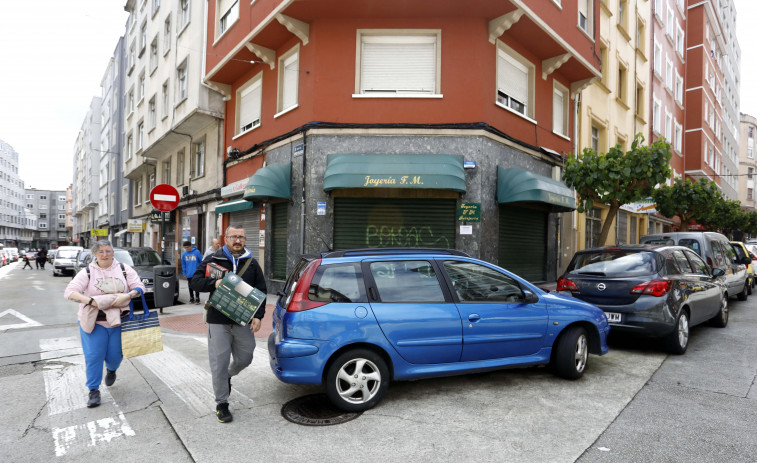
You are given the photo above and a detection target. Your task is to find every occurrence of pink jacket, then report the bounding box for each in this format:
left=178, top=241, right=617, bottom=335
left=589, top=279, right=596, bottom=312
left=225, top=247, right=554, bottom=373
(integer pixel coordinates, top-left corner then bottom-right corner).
left=64, top=258, right=146, bottom=333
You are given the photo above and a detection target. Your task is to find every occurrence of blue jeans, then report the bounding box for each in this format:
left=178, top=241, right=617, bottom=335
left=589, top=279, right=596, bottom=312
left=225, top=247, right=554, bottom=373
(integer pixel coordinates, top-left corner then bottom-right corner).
left=79, top=323, right=123, bottom=390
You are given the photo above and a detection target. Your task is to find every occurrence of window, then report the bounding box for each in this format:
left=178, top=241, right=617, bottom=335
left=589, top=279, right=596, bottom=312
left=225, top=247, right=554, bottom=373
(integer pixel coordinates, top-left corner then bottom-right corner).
left=309, top=263, right=367, bottom=303
left=652, top=96, right=661, bottom=134
left=585, top=208, right=602, bottom=249
left=138, top=72, right=146, bottom=103
left=128, top=42, right=136, bottom=74
left=552, top=82, right=569, bottom=137
left=150, top=38, right=158, bottom=72
left=674, top=120, right=682, bottom=152
left=748, top=189, right=753, bottom=201
left=177, top=149, right=185, bottom=184
left=617, top=62, right=627, bottom=104
left=675, top=71, right=683, bottom=104
left=370, top=261, right=444, bottom=303
left=749, top=167, right=754, bottom=180
left=152, top=0, right=160, bottom=16
left=444, top=261, right=526, bottom=303
left=191, top=139, right=205, bottom=178
left=149, top=96, right=156, bottom=129
left=127, top=87, right=135, bottom=116
left=665, top=110, right=673, bottom=141
left=618, top=1, right=628, bottom=33
left=180, top=0, right=190, bottom=30
left=654, top=0, right=663, bottom=21
left=653, top=39, right=662, bottom=77
left=126, top=133, right=134, bottom=159
left=163, top=16, right=171, bottom=53
left=162, top=80, right=169, bottom=119
left=591, top=125, right=600, bottom=153
left=676, top=24, right=685, bottom=56
left=496, top=43, right=534, bottom=118
left=665, top=56, right=673, bottom=90
left=635, top=83, right=644, bottom=118
left=636, top=18, right=646, bottom=53
left=277, top=47, right=300, bottom=113
left=666, top=7, right=674, bottom=39
left=135, top=179, right=143, bottom=205
left=357, top=31, right=440, bottom=96
left=137, top=120, right=144, bottom=150
left=148, top=171, right=156, bottom=195
left=236, top=73, right=262, bottom=134
left=122, top=186, right=128, bottom=211
left=162, top=159, right=171, bottom=184
left=218, top=0, right=238, bottom=36
left=599, top=42, right=609, bottom=86
left=578, top=0, right=592, bottom=33
left=177, top=60, right=188, bottom=102
left=139, top=22, right=147, bottom=56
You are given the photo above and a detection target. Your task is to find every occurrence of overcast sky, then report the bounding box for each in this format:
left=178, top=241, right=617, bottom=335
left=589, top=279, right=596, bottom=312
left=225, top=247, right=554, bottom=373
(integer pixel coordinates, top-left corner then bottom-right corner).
left=1, top=1, right=756, bottom=192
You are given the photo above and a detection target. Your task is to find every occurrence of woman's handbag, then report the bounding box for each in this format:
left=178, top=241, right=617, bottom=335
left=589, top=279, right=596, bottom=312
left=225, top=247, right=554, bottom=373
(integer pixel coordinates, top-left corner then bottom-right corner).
left=121, top=288, right=163, bottom=358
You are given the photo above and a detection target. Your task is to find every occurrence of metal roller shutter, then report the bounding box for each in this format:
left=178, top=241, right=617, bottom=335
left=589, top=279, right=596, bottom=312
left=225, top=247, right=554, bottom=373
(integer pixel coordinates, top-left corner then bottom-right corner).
left=499, top=205, right=547, bottom=282
left=334, top=198, right=456, bottom=250
left=229, top=207, right=260, bottom=260
left=271, top=202, right=288, bottom=280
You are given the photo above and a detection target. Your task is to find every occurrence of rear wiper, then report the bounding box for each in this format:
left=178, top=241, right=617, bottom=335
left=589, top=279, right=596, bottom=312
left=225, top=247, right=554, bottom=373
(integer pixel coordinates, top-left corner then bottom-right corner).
left=576, top=271, right=606, bottom=276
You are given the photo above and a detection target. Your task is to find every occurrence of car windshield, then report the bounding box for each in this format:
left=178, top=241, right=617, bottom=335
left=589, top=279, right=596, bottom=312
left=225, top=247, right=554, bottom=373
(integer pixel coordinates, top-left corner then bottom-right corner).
left=57, top=250, right=79, bottom=259
left=113, top=250, right=134, bottom=266
left=126, top=249, right=163, bottom=266
left=571, top=251, right=656, bottom=276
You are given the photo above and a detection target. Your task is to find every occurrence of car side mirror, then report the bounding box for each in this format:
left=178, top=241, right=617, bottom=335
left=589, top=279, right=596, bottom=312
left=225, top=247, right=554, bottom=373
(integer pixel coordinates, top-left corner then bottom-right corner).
left=523, top=290, right=539, bottom=304
left=740, top=257, right=752, bottom=265
left=712, top=268, right=726, bottom=277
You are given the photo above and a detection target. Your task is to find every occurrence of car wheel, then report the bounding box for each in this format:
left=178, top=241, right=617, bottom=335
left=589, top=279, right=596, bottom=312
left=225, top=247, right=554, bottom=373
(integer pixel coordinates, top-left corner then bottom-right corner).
left=737, top=281, right=748, bottom=301
left=325, top=349, right=389, bottom=412
left=552, top=326, right=589, bottom=380
left=709, top=296, right=729, bottom=328
left=665, top=311, right=689, bottom=355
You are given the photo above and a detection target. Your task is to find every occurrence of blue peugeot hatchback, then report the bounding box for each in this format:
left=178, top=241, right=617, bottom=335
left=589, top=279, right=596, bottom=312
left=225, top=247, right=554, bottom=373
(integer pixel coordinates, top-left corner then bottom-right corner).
left=269, top=249, right=610, bottom=412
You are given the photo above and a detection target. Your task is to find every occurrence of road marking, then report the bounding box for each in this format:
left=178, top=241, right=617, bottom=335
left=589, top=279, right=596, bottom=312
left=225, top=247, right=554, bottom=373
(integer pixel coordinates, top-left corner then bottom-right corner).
left=40, top=337, right=135, bottom=457
left=0, top=309, right=43, bottom=330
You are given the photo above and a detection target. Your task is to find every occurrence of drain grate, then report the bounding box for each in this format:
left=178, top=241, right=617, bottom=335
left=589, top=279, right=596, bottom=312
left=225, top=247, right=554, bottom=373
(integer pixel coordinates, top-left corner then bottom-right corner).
left=281, top=393, right=362, bottom=426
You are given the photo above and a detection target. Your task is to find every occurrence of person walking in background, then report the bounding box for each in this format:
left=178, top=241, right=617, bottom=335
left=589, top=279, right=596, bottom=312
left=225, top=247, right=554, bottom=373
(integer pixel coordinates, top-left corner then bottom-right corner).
left=181, top=241, right=203, bottom=304
left=190, top=225, right=267, bottom=423
left=37, top=248, right=47, bottom=269
left=22, top=253, right=32, bottom=269
left=204, top=238, right=220, bottom=259
left=63, top=240, right=145, bottom=408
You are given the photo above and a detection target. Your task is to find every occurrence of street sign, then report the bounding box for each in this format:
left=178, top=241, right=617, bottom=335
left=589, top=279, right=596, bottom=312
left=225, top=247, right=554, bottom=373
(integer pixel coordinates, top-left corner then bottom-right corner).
left=150, top=184, right=180, bottom=212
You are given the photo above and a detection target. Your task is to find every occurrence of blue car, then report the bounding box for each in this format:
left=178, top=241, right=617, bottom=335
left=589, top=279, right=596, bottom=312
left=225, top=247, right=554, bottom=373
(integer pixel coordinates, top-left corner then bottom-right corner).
left=269, top=248, right=610, bottom=412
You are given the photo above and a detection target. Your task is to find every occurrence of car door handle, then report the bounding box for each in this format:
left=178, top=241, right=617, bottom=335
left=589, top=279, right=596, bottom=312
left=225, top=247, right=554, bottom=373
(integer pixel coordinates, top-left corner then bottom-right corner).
left=468, top=313, right=480, bottom=322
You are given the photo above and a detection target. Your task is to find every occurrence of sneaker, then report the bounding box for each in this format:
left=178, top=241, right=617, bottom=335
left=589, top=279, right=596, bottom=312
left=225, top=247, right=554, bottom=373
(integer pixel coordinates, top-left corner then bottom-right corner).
left=105, top=369, right=117, bottom=387
left=189, top=298, right=195, bottom=304
left=216, top=402, right=233, bottom=423
left=87, top=389, right=101, bottom=408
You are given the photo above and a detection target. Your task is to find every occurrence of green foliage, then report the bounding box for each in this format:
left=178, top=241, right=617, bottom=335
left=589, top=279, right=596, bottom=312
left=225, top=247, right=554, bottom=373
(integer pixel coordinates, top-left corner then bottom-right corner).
left=651, top=178, right=723, bottom=232
left=563, top=134, right=672, bottom=245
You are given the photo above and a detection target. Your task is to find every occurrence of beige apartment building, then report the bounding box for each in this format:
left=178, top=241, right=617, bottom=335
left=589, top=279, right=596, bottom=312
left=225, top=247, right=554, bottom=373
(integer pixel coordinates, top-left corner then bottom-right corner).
left=739, top=113, right=757, bottom=212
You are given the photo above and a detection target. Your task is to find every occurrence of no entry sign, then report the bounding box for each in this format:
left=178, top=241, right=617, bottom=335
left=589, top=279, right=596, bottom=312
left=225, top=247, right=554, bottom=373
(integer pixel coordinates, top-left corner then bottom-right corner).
left=149, top=184, right=180, bottom=212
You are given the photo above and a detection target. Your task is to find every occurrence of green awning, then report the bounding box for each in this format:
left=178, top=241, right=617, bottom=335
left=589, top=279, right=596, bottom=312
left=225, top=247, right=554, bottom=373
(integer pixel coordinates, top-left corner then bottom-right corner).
left=323, top=154, right=466, bottom=193
left=243, top=163, right=291, bottom=200
left=214, top=199, right=255, bottom=214
left=497, top=166, right=576, bottom=212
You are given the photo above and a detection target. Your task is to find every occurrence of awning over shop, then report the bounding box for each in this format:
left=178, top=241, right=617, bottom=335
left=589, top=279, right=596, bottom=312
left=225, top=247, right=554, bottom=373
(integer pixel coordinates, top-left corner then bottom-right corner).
left=214, top=199, right=255, bottom=214
left=323, top=154, right=466, bottom=193
left=497, top=166, right=576, bottom=212
left=114, top=229, right=129, bottom=237
left=243, top=163, right=291, bottom=200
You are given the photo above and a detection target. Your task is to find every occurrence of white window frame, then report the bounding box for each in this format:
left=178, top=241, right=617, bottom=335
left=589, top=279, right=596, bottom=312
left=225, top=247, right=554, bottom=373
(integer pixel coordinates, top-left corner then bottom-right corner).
left=179, top=0, right=190, bottom=33
left=276, top=46, right=300, bottom=115
left=163, top=16, right=172, bottom=54
left=354, top=30, right=441, bottom=98
left=217, top=0, right=239, bottom=37
left=578, top=0, right=593, bottom=34
left=665, top=56, right=673, bottom=91
left=675, top=71, right=683, bottom=104
left=653, top=39, right=662, bottom=78
left=191, top=139, right=205, bottom=179
left=552, top=81, right=569, bottom=138
left=235, top=72, right=262, bottom=135
left=177, top=59, right=188, bottom=102
left=496, top=41, right=536, bottom=120
left=652, top=95, right=662, bottom=135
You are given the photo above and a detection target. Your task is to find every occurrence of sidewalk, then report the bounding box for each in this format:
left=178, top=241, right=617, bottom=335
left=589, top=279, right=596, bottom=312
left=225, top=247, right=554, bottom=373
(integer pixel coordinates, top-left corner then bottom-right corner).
left=157, top=277, right=276, bottom=339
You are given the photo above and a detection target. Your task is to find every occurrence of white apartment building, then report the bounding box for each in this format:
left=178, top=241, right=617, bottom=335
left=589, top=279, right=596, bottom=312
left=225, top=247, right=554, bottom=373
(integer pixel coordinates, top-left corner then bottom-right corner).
left=716, top=0, right=741, bottom=200
left=0, top=140, right=26, bottom=248
left=72, top=97, right=102, bottom=247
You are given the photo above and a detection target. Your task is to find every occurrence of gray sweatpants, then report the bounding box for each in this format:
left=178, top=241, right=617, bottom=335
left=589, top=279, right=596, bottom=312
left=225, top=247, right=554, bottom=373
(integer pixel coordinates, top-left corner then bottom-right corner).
left=208, top=323, right=256, bottom=404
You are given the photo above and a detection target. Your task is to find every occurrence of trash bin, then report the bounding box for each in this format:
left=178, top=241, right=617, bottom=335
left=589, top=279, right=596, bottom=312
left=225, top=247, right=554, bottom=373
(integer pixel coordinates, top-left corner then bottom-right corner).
left=153, top=265, right=176, bottom=309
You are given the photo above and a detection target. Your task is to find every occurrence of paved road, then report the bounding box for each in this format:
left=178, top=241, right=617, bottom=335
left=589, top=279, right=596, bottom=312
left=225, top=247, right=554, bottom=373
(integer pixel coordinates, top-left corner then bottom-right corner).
left=0, top=262, right=754, bottom=462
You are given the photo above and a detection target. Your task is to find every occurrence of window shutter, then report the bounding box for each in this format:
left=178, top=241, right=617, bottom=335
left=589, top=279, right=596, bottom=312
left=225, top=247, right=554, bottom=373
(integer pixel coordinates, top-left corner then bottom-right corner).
left=497, top=50, right=529, bottom=106
left=553, top=89, right=564, bottom=134
left=282, top=52, right=299, bottom=109
left=361, top=36, right=436, bottom=93
left=239, top=79, right=261, bottom=130
left=219, top=0, right=236, bottom=17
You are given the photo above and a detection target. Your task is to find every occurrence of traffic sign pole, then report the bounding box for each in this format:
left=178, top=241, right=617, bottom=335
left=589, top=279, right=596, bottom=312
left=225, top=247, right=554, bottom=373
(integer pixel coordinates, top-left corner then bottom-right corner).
left=149, top=184, right=180, bottom=264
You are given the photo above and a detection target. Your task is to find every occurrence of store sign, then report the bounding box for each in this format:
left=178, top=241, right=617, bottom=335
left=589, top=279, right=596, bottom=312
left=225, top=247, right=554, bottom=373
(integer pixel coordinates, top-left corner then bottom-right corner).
left=621, top=198, right=658, bottom=214
left=221, top=178, right=249, bottom=198
left=91, top=228, right=108, bottom=236
left=363, top=175, right=425, bottom=187
left=127, top=219, right=143, bottom=232
left=457, top=203, right=481, bottom=222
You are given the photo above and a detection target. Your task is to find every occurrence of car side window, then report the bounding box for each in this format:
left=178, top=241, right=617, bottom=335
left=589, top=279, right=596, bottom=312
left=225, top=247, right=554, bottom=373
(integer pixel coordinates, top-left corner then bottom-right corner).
left=671, top=250, right=693, bottom=273
left=369, top=260, right=445, bottom=303
left=309, top=263, right=367, bottom=303
left=684, top=250, right=709, bottom=276
left=442, top=260, right=525, bottom=303
left=678, top=239, right=701, bottom=256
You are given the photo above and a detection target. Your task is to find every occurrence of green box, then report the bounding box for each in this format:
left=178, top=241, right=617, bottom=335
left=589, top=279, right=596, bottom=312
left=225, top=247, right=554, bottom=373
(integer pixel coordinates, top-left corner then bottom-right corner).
left=457, top=203, right=481, bottom=222
left=208, top=272, right=266, bottom=326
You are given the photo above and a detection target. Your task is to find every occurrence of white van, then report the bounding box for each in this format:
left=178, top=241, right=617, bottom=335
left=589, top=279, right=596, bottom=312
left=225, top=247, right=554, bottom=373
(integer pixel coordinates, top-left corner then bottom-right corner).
left=53, top=246, right=84, bottom=276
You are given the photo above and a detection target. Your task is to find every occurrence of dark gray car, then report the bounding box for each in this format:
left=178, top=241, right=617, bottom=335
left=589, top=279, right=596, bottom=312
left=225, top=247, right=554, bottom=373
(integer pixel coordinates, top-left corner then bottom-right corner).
left=557, top=244, right=728, bottom=354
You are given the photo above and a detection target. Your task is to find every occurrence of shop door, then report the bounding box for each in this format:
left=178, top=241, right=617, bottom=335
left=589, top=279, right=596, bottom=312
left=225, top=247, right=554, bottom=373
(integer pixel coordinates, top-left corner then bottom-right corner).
left=499, top=205, right=547, bottom=282
left=333, top=198, right=456, bottom=250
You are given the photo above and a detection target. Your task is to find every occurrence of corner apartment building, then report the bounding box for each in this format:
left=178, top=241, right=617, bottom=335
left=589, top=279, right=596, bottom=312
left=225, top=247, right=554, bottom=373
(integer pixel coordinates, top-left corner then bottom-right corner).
left=204, top=0, right=600, bottom=287
left=72, top=97, right=102, bottom=247
left=715, top=0, right=740, bottom=200
left=738, top=113, right=757, bottom=211
left=0, top=140, right=26, bottom=248
left=122, top=0, right=225, bottom=263
left=24, top=188, right=68, bottom=249
left=574, top=0, right=651, bottom=251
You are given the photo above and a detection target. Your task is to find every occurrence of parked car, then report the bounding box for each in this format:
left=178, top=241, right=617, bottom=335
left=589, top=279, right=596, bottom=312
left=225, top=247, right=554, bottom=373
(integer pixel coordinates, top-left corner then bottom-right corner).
left=0, top=250, right=6, bottom=266
left=640, top=232, right=749, bottom=301
left=52, top=246, right=84, bottom=276
left=6, top=247, right=19, bottom=262
left=269, top=248, right=610, bottom=412
left=79, top=247, right=179, bottom=307
left=731, top=241, right=754, bottom=293
left=557, top=244, right=728, bottom=355
left=71, top=249, right=91, bottom=276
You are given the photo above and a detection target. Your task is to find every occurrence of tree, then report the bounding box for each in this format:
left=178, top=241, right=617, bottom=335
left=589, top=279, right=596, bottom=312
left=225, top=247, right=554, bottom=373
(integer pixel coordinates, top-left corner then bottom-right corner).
left=651, top=178, right=723, bottom=232
left=699, top=197, right=744, bottom=235
left=563, top=134, right=672, bottom=246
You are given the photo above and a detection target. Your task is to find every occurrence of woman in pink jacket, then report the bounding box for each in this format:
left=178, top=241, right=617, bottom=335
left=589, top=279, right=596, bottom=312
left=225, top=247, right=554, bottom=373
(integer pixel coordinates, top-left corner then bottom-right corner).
left=64, top=240, right=145, bottom=408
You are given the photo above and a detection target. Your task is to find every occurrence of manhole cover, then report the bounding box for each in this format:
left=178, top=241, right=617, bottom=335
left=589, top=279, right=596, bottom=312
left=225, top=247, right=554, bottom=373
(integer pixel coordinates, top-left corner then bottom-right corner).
left=281, top=393, right=362, bottom=426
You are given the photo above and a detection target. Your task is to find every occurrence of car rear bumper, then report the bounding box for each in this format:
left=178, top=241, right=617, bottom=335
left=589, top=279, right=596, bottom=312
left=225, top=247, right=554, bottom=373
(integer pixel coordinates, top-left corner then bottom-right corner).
left=268, top=333, right=327, bottom=385
left=594, top=299, right=677, bottom=337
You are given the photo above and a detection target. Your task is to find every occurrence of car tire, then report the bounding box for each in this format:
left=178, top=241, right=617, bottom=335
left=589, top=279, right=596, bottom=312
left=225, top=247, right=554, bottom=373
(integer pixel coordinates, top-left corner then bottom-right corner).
left=709, top=296, right=729, bottom=328
left=737, top=281, right=748, bottom=301
left=665, top=311, right=690, bottom=355
left=325, top=349, right=389, bottom=412
left=552, top=325, right=589, bottom=380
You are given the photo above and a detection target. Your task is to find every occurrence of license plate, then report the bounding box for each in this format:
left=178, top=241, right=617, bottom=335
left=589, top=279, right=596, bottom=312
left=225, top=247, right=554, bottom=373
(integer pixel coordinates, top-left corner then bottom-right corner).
left=605, top=312, right=622, bottom=323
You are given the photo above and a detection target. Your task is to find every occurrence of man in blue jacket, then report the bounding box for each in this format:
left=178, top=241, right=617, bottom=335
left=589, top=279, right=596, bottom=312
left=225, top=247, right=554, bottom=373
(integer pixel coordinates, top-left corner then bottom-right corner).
left=181, top=241, right=203, bottom=304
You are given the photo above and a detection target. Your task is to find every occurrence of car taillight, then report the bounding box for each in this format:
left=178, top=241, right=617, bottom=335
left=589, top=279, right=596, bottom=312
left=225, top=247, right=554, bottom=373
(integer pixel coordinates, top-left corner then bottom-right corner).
left=286, top=259, right=328, bottom=312
left=557, top=276, right=579, bottom=292
left=630, top=279, right=673, bottom=297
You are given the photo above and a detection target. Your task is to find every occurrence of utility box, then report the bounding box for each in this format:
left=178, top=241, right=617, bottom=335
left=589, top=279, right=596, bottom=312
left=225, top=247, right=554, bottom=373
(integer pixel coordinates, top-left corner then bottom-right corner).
left=153, top=265, right=176, bottom=308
